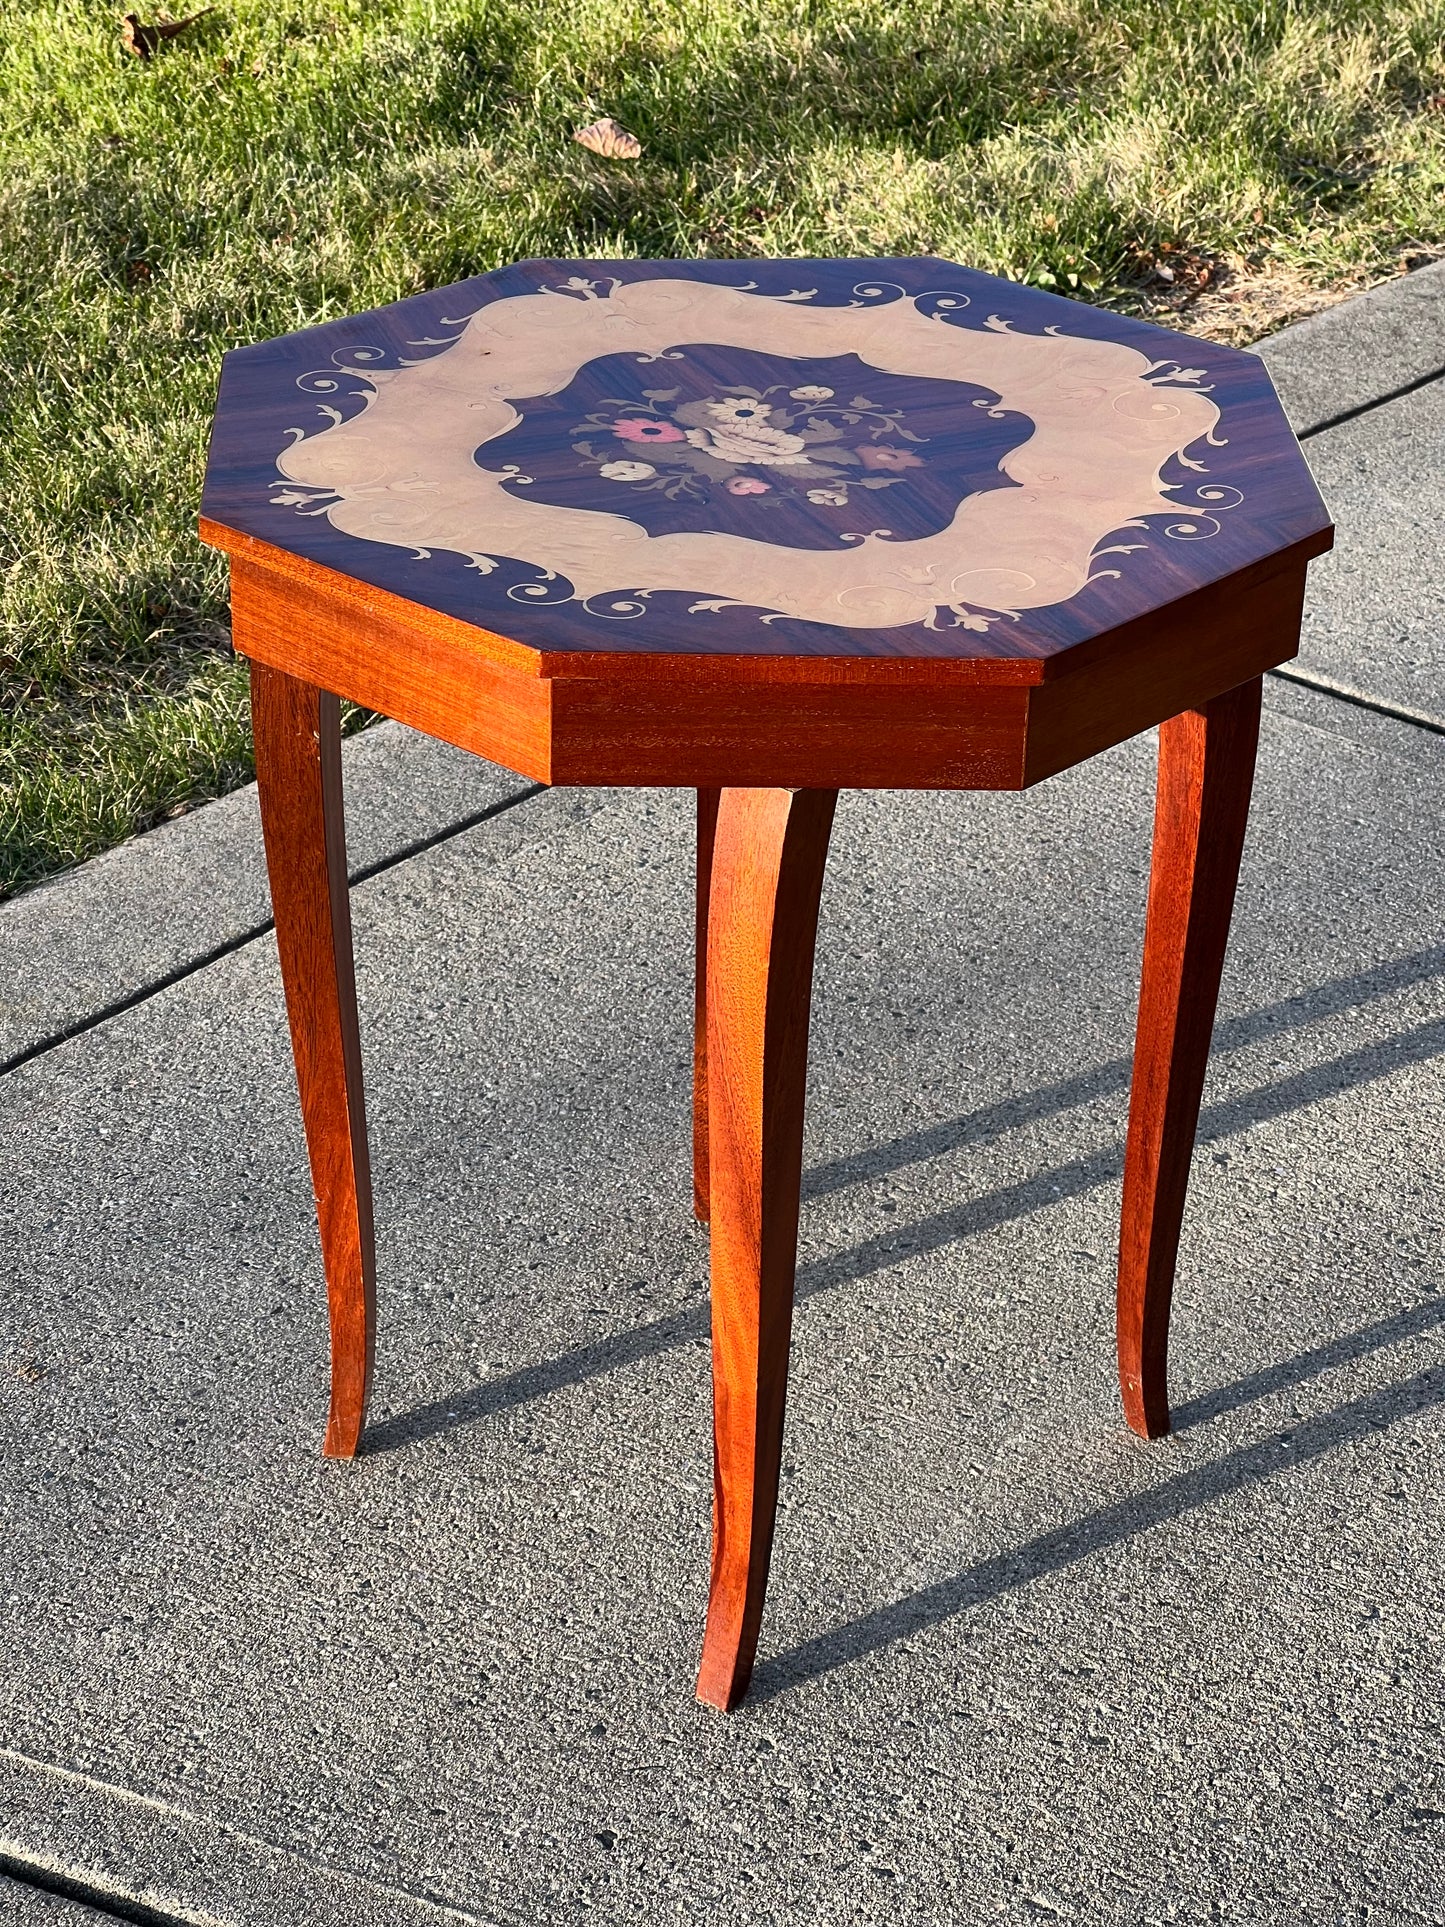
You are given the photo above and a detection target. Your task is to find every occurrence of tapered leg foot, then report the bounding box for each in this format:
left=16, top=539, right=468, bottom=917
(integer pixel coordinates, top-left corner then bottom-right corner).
left=693, top=788, right=721, bottom=1224
left=251, top=662, right=376, bottom=1460
left=1117, top=677, right=1263, bottom=1440
left=695, top=786, right=837, bottom=1712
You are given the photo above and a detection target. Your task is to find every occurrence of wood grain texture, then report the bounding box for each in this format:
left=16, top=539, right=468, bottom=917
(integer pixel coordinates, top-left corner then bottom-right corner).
left=251, top=661, right=376, bottom=1459
left=1116, top=675, right=1263, bottom=1440
left=259, top=273, right=1228, bottom=636
left=547, top=670, right=1029, bottom=788
left=201, top=256, right=1332, bottom=662
left=199, top=258, right=1342, bottom=1713
left=229, top=550, right=555, bottom=783
left=696, top=786, right=837, bottom=1712
left=213, top=527, right=1321, bottom=795
left=693, top=787, right=721, bottom=1223
left=1021, top=555, right=1306, bottom=786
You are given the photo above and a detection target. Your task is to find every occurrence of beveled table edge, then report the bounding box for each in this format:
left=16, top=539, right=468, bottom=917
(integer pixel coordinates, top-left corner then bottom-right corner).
left=200, top=516, right=1333, bottom=692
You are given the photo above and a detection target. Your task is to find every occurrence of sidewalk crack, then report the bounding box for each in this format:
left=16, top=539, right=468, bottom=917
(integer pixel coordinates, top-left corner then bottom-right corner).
left=1268, top=664, right=1445, bottom=738
left=0, top=785, right=544, bottom=1083
left=1295, top=361, right=1445, bottom=439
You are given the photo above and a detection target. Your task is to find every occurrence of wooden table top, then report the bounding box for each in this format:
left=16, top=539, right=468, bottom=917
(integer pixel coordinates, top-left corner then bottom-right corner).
left=201, top=257, right=1331, bottom=666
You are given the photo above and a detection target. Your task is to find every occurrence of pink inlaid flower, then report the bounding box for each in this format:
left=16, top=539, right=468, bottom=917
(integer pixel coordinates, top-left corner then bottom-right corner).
left=613, top=417, right=686, bottom=443
left=725, top=476, right=771, bottom=496
left=858, top=444, right=923, bottom=471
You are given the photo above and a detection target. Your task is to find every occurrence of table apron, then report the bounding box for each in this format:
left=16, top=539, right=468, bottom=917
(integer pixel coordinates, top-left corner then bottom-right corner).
left=228, top=552, right=1310, bottom=792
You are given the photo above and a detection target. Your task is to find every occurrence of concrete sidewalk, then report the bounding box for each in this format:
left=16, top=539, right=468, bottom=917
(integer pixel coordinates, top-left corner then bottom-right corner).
left=1, top=265, right=1443, bottom=1926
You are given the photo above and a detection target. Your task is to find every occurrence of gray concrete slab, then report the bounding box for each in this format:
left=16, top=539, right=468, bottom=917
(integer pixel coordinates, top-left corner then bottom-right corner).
left=1264, top=667, right=1445, bottom=773
left=1247, top=257, right=1445, bottom=725
left=0, top=1752, right=492, bottom=1927
left=2, top=701, right=1443, bottom=1924
left=1254, top=258, right=1445, bottom=435
left=0, top=723, right=535, bottom=1072
left=0, top=1874, right=117, bottom=1927
left=1289, top=370, right=1445, bottom=726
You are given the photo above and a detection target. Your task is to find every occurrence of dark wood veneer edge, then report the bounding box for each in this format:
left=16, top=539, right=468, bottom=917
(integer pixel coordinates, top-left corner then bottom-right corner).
left=1021, top=554, right=1314, bottom=785
left=201, top=518, right=1039, bottom=689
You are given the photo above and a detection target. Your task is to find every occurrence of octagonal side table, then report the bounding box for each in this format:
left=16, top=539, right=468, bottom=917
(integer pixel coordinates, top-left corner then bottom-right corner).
left=201, top=256, right=1333, bottom=1709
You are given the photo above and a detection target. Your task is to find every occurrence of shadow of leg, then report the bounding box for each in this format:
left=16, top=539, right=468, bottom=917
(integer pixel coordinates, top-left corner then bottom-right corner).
left=750, top=1359, right=1445, bottom=1706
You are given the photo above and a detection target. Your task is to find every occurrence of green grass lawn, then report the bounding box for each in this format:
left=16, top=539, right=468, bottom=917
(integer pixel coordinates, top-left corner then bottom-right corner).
left=2, top=0, right=1443, bottom=897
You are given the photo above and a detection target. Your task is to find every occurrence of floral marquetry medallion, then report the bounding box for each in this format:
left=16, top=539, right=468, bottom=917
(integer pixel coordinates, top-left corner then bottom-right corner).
left=477, top=345, right=1034, bottom=551
left=201, top=257, right=1331, bottom=660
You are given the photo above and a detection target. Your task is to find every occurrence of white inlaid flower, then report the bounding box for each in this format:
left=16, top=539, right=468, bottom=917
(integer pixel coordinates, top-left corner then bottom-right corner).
left=600, top=459, right=655, bottom=481
left=806, top=486, right=848, bottom=505
left=686, top=422, right=810, bottom=466
left=707, top=397, right=772, bottom=424
left=790, top=385, right=834, bottom=402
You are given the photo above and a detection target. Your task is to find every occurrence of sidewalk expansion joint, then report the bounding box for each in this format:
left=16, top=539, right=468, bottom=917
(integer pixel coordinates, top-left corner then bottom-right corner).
left=1268, top=664, right=1445, bottom=738
left=0, top=783, right=544, bottom=1084
left=1295, top=361, right=1445, bottom=440
left=0, top=1749, right=499, bottom=1927
left=0, top=1853, right=193, bottom=1927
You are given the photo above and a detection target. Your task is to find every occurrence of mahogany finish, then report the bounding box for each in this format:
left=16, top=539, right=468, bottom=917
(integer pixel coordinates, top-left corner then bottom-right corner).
left=696, top=788, right=838, bottom=1711
left=201, top=254, right=1334, bottom=1708
left=1117, top=676, right=1264, bottom=1439
left=223, top=537, right=1314, bottom=794
left=250, top=662, right=376, bottom=1458
left=693, top=787, right=721, bottom=1223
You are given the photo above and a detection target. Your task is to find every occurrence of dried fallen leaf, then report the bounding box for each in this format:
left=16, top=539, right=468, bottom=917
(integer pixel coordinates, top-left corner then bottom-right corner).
left=120, top=8, right=213, bottom=60
left=573, top=117, right=642, bottom=160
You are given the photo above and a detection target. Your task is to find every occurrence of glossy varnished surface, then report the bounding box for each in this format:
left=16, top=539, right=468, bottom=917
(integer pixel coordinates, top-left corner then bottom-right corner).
left=696, top=786, right=837, bottom=1710
left=250, top=664, right=376, bottom=1458
left=205, top=255, right=1324, bottom=1710
left=202, top=257, right=1330, bottom=663
left=693, top=787, right=720, bottom=1223
left=225, top=539, right=1310, bottom=794
left=1116, top=677, right=1264, bottom=1438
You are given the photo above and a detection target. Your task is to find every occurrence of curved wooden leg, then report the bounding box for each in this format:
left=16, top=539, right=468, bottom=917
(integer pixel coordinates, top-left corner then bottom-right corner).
left=693, top=788, right=721, bottom=1224
left=1117, top=676, right=1262, bottom=1440
left=251, top=661, right=376, bottom=1460
left=695, top=786, right=837, bottom=1712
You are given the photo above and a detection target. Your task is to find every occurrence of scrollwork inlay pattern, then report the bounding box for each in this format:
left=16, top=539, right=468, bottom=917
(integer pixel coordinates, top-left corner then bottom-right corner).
left=272, top=272, right=1235, bottom=635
